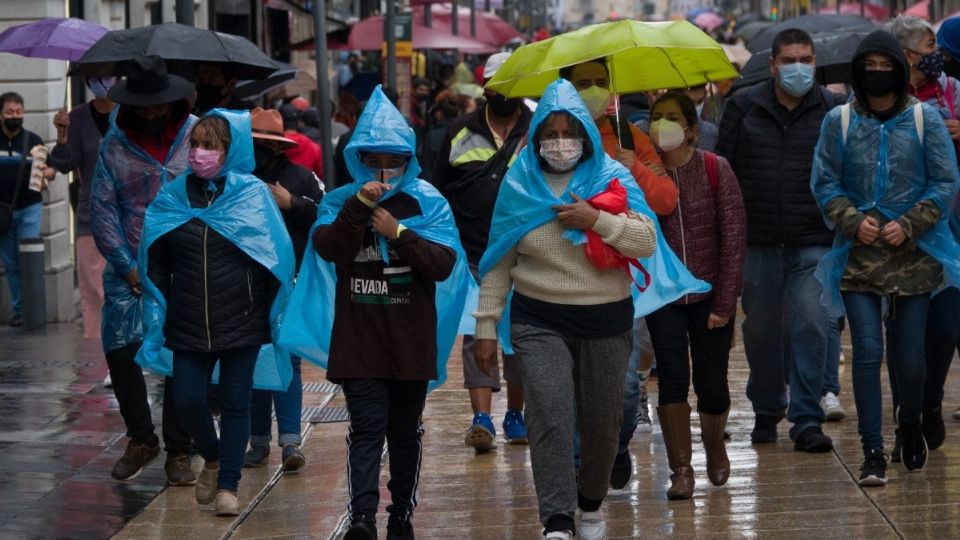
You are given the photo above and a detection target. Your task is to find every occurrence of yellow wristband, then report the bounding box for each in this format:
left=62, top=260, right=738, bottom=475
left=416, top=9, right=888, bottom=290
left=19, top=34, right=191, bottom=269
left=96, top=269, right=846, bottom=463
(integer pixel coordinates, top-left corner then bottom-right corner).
left=395, top=223, right=407, bottom=239
left=356, top=193, right=375, bottom=208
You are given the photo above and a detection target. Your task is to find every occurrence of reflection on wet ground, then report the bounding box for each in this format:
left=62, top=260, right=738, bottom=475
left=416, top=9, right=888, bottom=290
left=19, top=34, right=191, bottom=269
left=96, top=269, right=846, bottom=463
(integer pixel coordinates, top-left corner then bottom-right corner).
left=3, top=324, right=960, bottom=539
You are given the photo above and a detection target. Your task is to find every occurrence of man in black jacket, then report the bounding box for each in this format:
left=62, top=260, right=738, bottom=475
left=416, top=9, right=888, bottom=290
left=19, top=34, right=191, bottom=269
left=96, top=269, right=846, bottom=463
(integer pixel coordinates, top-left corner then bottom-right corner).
left=430, top=53, right=531, bottom=453
left=245, top=108, right=323, bottom=473
left=717, top=29, right=841, bottom=453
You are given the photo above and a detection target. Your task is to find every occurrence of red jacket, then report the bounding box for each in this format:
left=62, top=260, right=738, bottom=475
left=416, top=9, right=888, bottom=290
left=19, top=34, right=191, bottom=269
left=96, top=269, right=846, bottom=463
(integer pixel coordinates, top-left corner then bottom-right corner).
left=284, top=131, right=324, bottom=180
left=657, top=150, right=747, bottom=318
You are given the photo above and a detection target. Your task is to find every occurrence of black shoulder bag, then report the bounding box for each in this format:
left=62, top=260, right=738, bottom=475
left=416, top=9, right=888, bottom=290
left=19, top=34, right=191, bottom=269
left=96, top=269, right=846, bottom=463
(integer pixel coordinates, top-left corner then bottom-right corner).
left=0, top=135, right=31, bottom=234
left=443, top=134, right=521, bottom=219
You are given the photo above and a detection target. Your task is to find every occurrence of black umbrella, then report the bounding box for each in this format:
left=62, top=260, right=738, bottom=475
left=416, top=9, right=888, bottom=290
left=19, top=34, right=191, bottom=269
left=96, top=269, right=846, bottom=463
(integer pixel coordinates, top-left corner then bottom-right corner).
left=71, top=22, right=277, bottom=80
left=233, top=60, right=299, bottom=100
left=735, top=21, right=774, bottom=43
left=731, top=29, right=871, bottom=94
left=747, top=15, right=874, bottom=53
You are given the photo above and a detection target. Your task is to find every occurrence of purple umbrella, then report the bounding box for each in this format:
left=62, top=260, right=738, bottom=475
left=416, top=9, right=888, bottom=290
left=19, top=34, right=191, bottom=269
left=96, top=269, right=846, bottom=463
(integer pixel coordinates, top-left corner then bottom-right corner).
left=0, top=17, right=108, bottom=62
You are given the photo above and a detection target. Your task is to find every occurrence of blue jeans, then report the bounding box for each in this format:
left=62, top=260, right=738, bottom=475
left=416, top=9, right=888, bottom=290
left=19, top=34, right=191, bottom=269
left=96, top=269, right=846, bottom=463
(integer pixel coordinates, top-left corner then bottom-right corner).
left=742, top=246, right=839, bottom=440
left=250, top=354, right=303, bottom=447
left=0, top=202, right=42, bottom=315
left=822, top=317, right=843, bottom=396
left=843, top=292, right=929, bottom=452
left=172, top=346, right=259, bottom=492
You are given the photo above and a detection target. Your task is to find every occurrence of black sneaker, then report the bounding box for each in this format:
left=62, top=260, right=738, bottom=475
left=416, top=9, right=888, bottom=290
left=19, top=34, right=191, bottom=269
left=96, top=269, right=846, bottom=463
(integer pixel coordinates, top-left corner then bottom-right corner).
left=243, top=444, right=270, bottom=468
left=111, top=438, right=160, bottom=480
left=923, top=405, right=946, bottom=450
left=609, top=451, right=632, bottom=489
left=900, top=421, right=928, bottom=472
left=386, top=513, right=415, bottom=540
left=164, top=452, right=197, bottom=486
left=8, top=314, right=23, bottom=327
left=281, top=444, right=306, bottom=474
left=793, top=426, right=834, bottom=453
left=858, top=449, right=888, bottom=487
left=751, top=414, right=782, bottom=443
left=344, top=514, right=377, bottom=540
left=891, top=428, right=902, bottom=463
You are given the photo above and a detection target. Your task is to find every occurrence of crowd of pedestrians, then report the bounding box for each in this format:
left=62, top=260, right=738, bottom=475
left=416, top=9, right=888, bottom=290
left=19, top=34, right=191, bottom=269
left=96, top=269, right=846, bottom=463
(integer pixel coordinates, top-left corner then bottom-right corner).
left=1, top=15, right=959, bottom=540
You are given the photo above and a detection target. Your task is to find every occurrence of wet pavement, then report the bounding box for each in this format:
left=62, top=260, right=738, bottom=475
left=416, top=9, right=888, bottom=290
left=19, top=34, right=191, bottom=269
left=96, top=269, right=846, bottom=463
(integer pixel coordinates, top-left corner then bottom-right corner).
left=2, top=323, right=960, bottom=539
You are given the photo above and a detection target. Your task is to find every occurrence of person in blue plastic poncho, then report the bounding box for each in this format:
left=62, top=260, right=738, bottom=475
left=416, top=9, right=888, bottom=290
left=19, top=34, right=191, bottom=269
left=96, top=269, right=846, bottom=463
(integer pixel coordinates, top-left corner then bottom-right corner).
left=277, top=86, right=473, bottom=540
left=473, top=79, right=709, bottom=540
left=811, top=29, right=960, bottom=488
left=137, top=109, right=295, bottom=517
left=89, top=55, right=197, bottom=486
left=888, top=14, right=960, bottom=457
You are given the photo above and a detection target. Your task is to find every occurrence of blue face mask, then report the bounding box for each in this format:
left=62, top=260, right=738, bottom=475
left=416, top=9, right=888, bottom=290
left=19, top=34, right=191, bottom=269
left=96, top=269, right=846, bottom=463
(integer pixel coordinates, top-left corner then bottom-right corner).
left=777, top=63, right=815, bottom=98
left=87, top=77, right=116, bottom=100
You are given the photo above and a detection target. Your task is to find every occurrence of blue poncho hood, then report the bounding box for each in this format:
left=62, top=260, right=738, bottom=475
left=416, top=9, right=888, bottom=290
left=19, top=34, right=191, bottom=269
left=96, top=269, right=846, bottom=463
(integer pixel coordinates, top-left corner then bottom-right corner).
left=277, top=86, right=475, bottom=390
left=135, top=109, right=297, bottom=391
left=812, top=100, right=960, bottom=316
left=478, top=79, right=710, bottom=349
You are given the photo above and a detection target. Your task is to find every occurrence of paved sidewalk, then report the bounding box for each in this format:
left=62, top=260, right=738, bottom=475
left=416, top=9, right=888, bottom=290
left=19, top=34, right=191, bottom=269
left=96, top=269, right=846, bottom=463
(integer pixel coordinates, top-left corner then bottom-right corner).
left=3, top=324, right=960, bottom=539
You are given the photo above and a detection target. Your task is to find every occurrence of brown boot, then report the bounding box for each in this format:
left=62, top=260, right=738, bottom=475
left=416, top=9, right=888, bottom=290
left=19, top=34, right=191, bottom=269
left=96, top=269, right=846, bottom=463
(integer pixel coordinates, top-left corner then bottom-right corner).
left=658, top=403, right=694, bottom=500
left=699, top=410, right=730, bottom=486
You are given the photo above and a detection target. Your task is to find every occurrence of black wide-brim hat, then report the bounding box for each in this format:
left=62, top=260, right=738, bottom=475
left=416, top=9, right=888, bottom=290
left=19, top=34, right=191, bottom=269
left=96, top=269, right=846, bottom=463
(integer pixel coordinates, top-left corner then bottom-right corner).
left=108, top=55, right=195, bottom=107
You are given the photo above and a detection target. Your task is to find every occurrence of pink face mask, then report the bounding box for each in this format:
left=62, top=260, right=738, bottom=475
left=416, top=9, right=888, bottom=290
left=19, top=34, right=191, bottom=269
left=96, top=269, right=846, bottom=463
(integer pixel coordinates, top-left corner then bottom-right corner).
left=188, top=148, right=223, bottom=179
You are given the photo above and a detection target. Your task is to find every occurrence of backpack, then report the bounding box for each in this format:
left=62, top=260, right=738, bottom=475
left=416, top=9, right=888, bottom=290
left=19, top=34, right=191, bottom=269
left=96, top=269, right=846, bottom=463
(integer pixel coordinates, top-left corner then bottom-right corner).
left=703, top=150, right=719, bottom=193
left=840, top=101, right=924, bottom=145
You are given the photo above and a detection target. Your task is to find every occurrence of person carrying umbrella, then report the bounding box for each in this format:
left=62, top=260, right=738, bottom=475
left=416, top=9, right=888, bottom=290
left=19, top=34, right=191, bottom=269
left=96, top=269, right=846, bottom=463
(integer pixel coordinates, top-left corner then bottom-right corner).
left=559, top=57, right=678, bottom=490
left=811, top=29, right=960, bottom=485
left=886, top=14, right=960, bottom=461
left=89, top=55, right=197, bottom=485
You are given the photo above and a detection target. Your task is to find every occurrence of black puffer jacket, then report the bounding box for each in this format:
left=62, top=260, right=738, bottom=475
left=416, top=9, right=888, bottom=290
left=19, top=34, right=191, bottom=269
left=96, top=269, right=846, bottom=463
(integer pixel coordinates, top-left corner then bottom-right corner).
left=147, top=175, right=279, bottom=352
left=717, top=79, right=838, bottom=247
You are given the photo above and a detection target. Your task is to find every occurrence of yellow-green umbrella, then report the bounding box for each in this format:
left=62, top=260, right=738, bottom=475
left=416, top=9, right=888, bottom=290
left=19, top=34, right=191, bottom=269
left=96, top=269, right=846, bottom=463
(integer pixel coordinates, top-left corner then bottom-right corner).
left=486, top=20, right=739, bottom=97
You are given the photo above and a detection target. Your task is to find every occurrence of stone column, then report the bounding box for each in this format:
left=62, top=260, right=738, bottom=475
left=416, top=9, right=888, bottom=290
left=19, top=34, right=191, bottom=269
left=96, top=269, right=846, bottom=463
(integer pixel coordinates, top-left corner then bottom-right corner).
left=0, top=0, right=76, bottom=323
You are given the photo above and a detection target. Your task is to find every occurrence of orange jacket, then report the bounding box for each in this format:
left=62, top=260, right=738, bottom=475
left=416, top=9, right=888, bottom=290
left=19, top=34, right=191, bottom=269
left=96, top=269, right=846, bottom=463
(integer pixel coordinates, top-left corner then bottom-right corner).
left=597, top=119, right=678, bottom=216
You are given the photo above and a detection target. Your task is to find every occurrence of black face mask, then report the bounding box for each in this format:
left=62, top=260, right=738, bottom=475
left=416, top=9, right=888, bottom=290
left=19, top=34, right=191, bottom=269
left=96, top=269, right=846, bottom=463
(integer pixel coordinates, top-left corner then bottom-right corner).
left=253, top=144, right=278, bottom=174
left=139, top=115, right=169, bottom=138
left=194, top=83, right=226, bottom=115
left=862, top=70, right=898, bottom=97
left=486, top=93, right=521, bottom=117
left=2, top=118, right=22, bottom=132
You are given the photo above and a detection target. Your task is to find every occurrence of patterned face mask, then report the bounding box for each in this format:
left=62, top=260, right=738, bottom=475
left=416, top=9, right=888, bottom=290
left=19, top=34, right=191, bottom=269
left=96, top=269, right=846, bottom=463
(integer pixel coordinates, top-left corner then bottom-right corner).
left=916, top=49, right=945, bottom=81
left=539, top=137, right=583, bottom=172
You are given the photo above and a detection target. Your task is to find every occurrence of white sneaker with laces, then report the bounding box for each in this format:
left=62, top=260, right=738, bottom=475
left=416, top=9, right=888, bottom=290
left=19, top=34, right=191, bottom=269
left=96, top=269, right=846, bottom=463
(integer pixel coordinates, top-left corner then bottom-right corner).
left=545, top=531, right=573, bottom=540
left=635, top=388, right=653, bottom=433
left=578, top=509, right=606, bottom=540
left=821, top=392, right=846, bottom=421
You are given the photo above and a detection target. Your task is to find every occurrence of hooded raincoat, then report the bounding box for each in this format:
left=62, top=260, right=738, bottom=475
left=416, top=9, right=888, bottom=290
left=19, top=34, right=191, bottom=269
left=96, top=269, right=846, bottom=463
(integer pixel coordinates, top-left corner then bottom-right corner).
left=135, top=109, right=297, bottom=391
left=277, top=86, right=475, bottom=390
left=90, top=104, right=196, bottom=353
left=812, top=30, right=960, bottom=317
left=478, top=79, right=710, bottom=349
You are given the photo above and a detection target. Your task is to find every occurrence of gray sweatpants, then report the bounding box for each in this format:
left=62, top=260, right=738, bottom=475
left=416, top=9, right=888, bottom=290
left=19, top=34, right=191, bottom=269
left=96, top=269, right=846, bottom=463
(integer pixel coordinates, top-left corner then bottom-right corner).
left=511, top=323, right=630, bottom=525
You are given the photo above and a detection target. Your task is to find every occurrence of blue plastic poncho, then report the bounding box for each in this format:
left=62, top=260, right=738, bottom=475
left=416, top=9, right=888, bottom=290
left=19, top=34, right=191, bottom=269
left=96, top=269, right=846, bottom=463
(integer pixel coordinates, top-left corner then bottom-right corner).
left=135, top=109, right=297, bottom=391
left=478, top=79, right=711, bottom=350
left=90, top=105, right=196, bottom=353
left=277, top=86, right=475, bottom=390
left=811, top=102, right=960, bottom=317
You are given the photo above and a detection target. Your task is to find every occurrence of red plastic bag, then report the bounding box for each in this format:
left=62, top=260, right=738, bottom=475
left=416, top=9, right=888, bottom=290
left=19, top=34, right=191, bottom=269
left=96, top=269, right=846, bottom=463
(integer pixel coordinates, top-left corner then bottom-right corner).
left=583, top=179, right=650, bottom=290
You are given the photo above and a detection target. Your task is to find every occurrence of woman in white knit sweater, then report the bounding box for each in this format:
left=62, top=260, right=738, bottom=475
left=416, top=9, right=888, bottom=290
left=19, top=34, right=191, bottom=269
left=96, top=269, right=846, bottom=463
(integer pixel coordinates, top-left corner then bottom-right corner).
left=473, top=80, right=657, bottom=540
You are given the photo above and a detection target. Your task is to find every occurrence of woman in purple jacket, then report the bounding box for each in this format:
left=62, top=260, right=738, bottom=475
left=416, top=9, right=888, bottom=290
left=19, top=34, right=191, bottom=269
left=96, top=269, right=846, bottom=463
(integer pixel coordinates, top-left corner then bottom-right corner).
left=646, top=91, right=747, bottom=501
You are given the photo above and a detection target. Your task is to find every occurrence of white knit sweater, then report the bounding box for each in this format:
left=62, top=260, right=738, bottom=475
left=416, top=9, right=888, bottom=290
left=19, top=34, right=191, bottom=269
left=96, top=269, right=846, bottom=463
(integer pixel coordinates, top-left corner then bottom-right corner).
left=474, top=171, right=657, bottom=340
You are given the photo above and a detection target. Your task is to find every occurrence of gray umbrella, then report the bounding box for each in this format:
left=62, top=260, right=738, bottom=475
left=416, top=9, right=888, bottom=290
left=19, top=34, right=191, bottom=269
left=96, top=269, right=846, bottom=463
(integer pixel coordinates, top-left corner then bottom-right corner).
left=747, top=15, right=874, bottom=53
left=71, top=22, right=277, bottom=80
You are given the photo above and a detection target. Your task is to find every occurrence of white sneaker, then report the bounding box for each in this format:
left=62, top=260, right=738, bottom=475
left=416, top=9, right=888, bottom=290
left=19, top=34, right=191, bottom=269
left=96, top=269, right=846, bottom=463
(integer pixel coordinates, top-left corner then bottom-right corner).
left=635, top=387, right=653, bottom=433
left=578, top=509, right=606, bottom=540
left=545, top=532, right=573, bottom=540
left=821, top=392, right=846, bottom=421
left=103, top=373, right=113, bottom=388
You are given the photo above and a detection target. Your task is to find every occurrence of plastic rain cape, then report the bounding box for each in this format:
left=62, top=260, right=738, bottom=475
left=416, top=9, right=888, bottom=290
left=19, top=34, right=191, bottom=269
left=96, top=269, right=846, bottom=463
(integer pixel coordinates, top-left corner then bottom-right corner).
left=135, top=109, right=297, bottom=391
left=91, top=106, right=196, bottom=353
left=478, top=79, right=711, bottom=352
left=811, top=102, right=960, bottom=317
left=276, top=86, right=475, bottom=391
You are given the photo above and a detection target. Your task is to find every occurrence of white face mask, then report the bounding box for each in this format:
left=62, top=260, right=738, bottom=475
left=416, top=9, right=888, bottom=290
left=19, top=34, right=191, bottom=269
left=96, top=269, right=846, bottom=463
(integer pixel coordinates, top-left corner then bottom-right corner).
left=579, top=86, right=611, bottom=119
left=368, top=165, right=405, bottom=184
left=539, top=138, right=583, bottom=172
left=649, top=118, right=687, bottom=152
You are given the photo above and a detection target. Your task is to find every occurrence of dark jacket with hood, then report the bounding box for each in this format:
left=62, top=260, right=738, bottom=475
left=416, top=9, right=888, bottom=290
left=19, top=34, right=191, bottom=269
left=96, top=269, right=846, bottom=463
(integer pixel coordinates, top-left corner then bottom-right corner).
left=253, top=154, right=323, bottom=266
left=717, top=78, right=837, bottom=247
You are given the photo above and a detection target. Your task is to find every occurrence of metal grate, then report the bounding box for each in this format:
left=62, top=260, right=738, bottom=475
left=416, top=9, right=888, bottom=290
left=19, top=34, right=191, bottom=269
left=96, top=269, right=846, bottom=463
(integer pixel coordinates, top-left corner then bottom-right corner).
left=302, top=382, right=340, bottom=394
left=307, top=406, right=351, bottom=423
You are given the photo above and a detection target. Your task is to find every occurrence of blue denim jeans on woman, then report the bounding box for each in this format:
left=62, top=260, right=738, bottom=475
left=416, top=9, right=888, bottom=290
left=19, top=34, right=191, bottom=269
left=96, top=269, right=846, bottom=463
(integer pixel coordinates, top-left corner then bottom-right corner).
left=0, top=202, right=42, bottom=315
left=741, top=246, right=839, bottom=440
left=172, top=346, right=259, bottom=492
left=250, top=354, right=303, bottom=447
left=843, top=292, right=929, bottom=453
